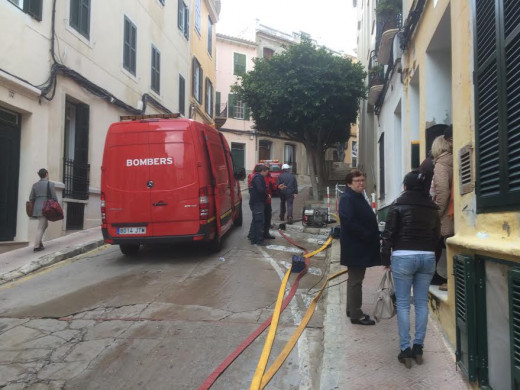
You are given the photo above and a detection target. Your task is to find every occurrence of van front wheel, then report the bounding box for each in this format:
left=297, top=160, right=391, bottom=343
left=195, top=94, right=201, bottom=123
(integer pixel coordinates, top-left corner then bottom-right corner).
left=120, top=244, right=140, bottom=256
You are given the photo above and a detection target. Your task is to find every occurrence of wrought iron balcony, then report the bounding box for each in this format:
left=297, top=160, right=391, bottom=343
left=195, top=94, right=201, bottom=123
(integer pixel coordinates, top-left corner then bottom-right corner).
left=214, top=103, right=228, bottom=129
left=63, top=158, right=90, bottom=200
left=368, top=55, right=385, bottom=107
left=375, top=10, right=402, bottom=65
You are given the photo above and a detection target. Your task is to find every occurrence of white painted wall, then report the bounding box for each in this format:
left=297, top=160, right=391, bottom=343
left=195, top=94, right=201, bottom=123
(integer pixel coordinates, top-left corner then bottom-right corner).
left=0, top=0, right=190, bottom=244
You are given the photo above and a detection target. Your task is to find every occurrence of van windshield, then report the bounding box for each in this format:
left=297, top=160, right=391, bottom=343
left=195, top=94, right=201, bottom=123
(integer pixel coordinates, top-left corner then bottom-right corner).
left=269, top=164, right=281, bottom=172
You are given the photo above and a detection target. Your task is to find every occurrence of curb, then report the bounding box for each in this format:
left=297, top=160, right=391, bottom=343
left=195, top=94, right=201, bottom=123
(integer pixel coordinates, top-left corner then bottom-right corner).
left=0, top=239, right=106, bottom=285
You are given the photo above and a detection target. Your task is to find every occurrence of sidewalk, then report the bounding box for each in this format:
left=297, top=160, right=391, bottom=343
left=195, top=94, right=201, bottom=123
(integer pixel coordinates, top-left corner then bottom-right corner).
left=0, top=227, right=105, bottom=285
left=320, top=239, right=470, bottom=390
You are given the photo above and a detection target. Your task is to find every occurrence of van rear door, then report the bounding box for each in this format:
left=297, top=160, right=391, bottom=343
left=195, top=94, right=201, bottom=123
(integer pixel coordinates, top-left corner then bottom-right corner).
left=103, top=126, right=151, bottom=237
left=203, top=126, right=233, bottom=236
left=148, top=122, right=199, bottom=236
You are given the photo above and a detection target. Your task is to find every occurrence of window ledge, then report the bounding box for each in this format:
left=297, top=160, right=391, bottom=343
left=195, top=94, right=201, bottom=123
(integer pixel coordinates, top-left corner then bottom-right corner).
left=447, top=234, right=520, bottom=260
left=429, top=285, right=448, bottom=302
left=65, top=24, right=93, bottom=49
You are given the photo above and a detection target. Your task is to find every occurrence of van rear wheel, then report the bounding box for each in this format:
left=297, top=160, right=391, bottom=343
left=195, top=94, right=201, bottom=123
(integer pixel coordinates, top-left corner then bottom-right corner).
left=233, top=206, right=243, bottom=227
left=120, top=244, right=140, bottom=256
left=209, top=236, right=222, bottom=253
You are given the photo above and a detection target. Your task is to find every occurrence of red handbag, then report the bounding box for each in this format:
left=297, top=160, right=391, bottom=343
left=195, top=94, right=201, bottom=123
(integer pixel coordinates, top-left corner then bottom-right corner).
left=42, top=182, right=64, bottom=222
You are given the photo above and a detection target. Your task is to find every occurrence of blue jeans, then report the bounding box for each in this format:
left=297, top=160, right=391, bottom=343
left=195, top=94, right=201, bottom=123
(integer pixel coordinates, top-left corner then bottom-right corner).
left=391, top=254, right=435, bottom=351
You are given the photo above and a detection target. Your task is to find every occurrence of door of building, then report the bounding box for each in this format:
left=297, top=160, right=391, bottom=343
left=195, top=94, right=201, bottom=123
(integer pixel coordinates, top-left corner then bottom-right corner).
left=0, top=107, right=21, bottom=241
left=230, top=142, right=245, bottom=171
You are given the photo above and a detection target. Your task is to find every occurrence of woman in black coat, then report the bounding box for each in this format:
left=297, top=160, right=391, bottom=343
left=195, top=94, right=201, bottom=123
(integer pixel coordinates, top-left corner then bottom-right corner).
left=339, top=169, right=381, bottom=326
left=381, top=170, right=440, bottom=368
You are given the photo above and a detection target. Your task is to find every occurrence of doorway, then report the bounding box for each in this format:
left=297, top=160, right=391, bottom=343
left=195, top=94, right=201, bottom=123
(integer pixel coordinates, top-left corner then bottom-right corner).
left=0, top=107, right=21, bottom=241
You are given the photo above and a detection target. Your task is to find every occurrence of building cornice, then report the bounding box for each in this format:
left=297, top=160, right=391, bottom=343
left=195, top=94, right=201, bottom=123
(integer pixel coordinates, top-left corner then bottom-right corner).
left=205, top=0, right=220, bottom=24
left=216, top=33, right=257, bottom=48
left=0, top=69, right=41, bottom=99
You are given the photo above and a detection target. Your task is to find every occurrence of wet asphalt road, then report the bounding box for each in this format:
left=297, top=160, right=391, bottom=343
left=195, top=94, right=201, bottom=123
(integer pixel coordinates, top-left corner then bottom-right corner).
left=0, top=190, right=331, bottom=389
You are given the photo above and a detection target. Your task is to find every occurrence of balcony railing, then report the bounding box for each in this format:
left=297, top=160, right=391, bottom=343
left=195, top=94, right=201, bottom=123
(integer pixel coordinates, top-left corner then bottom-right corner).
left=63, top=158, right=90, bottom=200
left=375, top=11, right=402, bottom=60
left=215, top=103, right=228, bottom=117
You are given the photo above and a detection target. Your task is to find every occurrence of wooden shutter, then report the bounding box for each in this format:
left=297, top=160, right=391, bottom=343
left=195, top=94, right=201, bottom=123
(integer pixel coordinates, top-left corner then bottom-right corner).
left=503, top=0, right=520, bottom=193
left=454, top=254, right=478, bottom=381
left=178, top=0, right=183, bottom=30
left=215, top=92, right=221, bottom=116
left=179, top=75, right=185, bottom=115
left=24, top=0, right=42, bottom=21
left=510, top=268, right=520, bottom=389
left=228, top=94, right=235, bottom=118
left=234, top=53, right=246, bottom=76
left=475, top=0, right=520, bottom=210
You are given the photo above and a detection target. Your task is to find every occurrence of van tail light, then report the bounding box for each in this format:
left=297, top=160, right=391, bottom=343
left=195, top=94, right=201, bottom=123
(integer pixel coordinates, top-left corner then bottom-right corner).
left=101, top=192, right=107, bottom=224
left=199, top=187, right=209, bottom=220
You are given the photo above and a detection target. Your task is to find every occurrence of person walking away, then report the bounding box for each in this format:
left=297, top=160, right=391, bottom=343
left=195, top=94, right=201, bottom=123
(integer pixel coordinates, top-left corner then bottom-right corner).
left=29, top=168, right=58, bottom=252
left=277, top=164, right=298, bottom=224
left=431, top=132, right=454, bottom=291
left=339, top=169, right=380, bottom=326
left=264, top=171, right=276, bottom=240
left=248, top=165, right=269, bottom=246
left=381, top=170, right=440, bottom=368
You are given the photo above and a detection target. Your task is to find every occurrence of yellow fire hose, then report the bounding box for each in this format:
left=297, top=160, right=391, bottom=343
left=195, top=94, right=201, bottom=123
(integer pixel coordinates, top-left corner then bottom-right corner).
left=250, top=235, right=339, bottom=390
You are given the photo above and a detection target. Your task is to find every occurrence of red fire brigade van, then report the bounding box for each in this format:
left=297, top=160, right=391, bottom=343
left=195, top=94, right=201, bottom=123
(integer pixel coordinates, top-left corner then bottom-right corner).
left=100, top=114, right=245, bottom=255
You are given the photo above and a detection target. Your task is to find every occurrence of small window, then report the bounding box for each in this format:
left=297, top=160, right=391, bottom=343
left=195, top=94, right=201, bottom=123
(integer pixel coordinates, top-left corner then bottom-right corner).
left=179, top=75, right=185, bottom=116
left=194, top=0, right=201, bottom=35
left=233, top=53, right=246, bottom=76
left=192, top=58, right=203, bottom=103
left=70, top=0, right=91, bottom=39
left=207, top=16, right=213, bottom=56
left=123, top=17, right=137, bottom=75
left=352, top=140, right=358, bottom=167
left=8, top=0, right=42, bottom=21
left=178, top=0, right=189, bottom=39
left=151, top=45, right=161, bottom=94
left=205, top=78, right=213, bottom=117
left=263, top=47, right=274, bottom=59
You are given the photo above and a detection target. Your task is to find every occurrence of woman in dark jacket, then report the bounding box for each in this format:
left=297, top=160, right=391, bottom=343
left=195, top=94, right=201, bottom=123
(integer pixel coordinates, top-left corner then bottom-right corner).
left=381, top=170, right=440, bottom=368
left=339, top=169, right=381, bottom=326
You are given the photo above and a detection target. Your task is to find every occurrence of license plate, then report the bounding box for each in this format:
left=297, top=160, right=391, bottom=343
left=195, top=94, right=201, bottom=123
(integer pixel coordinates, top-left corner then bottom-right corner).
left=118, top=227, right=146, bottom=235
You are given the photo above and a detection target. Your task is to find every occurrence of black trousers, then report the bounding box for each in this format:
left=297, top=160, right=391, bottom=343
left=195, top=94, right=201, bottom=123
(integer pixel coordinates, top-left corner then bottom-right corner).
left=248, top=202, right=265, bottom=244
left=264, top=203, right=272, bottom=236
left=346, top=266, right=366, bottom=320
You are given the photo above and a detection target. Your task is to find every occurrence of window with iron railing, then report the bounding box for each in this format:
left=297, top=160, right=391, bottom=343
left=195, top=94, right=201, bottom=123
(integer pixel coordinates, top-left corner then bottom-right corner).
left=63, top=158, right=90, bottom=200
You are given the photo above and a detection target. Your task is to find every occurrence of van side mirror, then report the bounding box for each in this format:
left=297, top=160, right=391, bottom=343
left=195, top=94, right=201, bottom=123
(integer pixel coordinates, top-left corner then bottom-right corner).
left=234, top=167, right=246, bottom=181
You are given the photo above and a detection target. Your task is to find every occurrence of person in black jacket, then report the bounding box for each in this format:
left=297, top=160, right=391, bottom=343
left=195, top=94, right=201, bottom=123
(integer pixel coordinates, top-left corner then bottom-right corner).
left=248, top=164, right=269, bottom=246
left=381, top=170, right=440, bottom=368
left=339, top=169, right=380, bottom=326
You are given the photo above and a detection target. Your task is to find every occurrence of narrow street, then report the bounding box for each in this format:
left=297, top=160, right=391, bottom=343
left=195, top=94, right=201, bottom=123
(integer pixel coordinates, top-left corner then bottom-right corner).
left=0, top=190, right=332, bottom=389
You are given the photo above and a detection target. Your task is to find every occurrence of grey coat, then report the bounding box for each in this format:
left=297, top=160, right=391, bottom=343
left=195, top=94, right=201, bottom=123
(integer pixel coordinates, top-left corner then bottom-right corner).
left=29, top=179, right=58, bottom=217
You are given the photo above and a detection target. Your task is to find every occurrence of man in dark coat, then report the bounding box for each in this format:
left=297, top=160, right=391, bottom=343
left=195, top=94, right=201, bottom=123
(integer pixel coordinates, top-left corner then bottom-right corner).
left=339, top=169, right=381, bottom=325
left=248, top=165, right=269, bottom=246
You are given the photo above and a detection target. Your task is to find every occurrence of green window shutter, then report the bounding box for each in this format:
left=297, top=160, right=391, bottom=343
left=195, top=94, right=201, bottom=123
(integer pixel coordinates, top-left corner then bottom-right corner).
left=475, top=0, right=520, bottom=211
left=233, top=53, right=246, bottom=76
left=509, top=268, right=520, bottom=389
left=24, top=0, right=42, bottom=21
left=215, top=92, right=221, bottom=116
left=228, top=94, right=235, bottom=118
left=454, top=254, right=478, bottom=382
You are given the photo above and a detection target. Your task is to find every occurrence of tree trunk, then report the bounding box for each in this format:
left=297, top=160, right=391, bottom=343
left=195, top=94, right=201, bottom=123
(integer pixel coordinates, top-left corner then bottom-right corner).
left=304, top=142, right=320, bottom=201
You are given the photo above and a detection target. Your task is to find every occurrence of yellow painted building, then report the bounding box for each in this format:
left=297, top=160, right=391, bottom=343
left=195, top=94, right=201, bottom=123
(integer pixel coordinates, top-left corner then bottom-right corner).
left=188, top=0, right=219, bottom=125
left=399, top=0, right=520, bottom=388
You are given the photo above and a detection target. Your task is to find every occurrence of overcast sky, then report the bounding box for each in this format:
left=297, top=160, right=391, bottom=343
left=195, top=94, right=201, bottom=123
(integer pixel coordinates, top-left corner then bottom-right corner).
left=217, top=0, right=358, bottom=56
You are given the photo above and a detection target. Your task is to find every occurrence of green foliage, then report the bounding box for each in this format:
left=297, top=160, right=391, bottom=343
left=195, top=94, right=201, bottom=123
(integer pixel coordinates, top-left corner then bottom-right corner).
left=376, top=0, right=402, bottom=17
left=233, top=37, right=367, bottom=151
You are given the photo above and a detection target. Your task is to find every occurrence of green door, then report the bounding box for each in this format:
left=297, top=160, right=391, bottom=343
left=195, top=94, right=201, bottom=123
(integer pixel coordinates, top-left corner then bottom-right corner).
left=231, top=142, right=245, bottom=171
left=0, top=107, right=21, bottom=241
